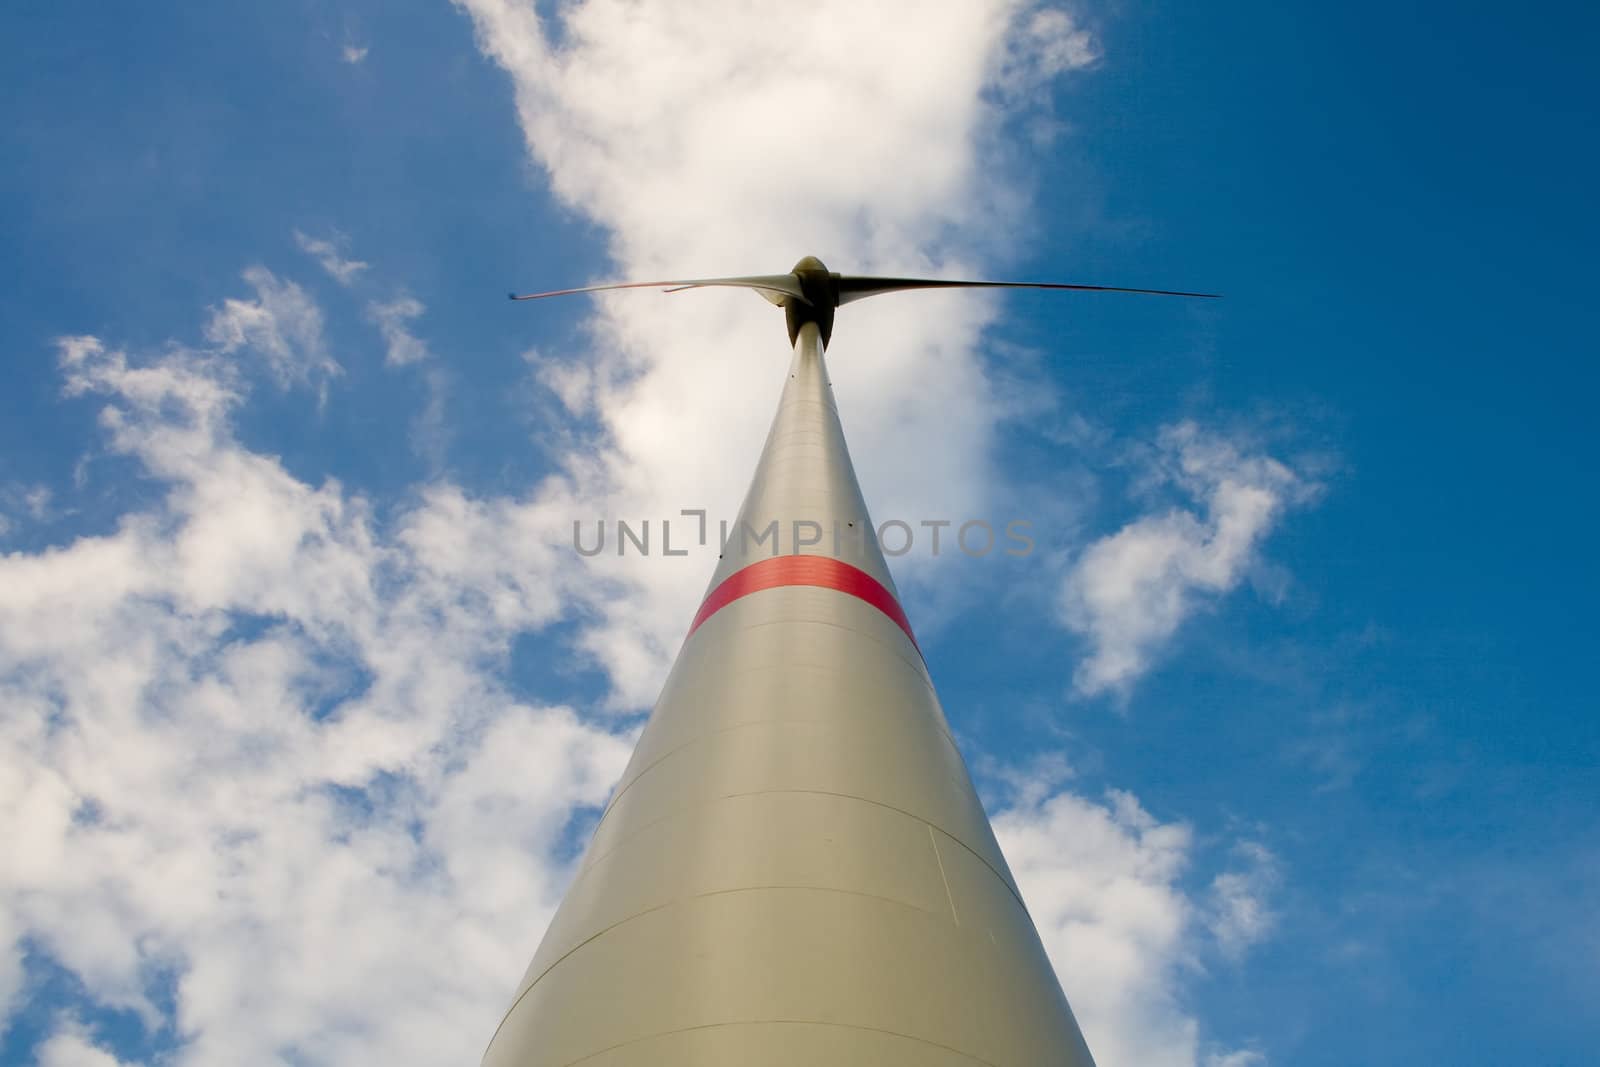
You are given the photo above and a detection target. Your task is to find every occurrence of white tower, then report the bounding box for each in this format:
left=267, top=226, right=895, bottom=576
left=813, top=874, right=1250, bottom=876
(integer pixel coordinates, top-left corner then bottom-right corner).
left=487, top=257, right=1212, bottom=1065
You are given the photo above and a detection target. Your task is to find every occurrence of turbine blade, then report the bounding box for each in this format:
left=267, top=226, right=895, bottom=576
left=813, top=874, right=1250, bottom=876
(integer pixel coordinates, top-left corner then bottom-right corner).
left=509, top=274, right=808, bottom=306
left=834, top=276, right=1220, bottom=305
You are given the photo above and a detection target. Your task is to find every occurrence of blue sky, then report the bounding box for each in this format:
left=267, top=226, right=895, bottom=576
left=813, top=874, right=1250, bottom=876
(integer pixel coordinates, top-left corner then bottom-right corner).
left=2, top=3, right=1596, bottom=1066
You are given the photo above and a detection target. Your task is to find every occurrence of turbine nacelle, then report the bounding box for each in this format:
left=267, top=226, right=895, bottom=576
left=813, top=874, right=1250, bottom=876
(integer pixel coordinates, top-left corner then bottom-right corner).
left=784, top=255, right=839, bottom=346
left=510, top=254, right=1217, bottom=348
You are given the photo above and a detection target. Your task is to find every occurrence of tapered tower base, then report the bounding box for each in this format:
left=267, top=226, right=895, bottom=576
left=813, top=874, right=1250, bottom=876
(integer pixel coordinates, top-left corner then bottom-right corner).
left=483, top=324, right=1095, bottom=1067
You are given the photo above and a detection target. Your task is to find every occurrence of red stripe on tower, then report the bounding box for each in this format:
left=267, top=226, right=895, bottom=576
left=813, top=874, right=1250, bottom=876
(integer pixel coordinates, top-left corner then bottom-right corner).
left=687, top=555, right=919, bottom=651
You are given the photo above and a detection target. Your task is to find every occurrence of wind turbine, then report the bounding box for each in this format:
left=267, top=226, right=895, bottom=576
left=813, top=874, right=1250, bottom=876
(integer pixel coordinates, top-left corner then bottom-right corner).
left=486, top=256, right=1215, bottom=1067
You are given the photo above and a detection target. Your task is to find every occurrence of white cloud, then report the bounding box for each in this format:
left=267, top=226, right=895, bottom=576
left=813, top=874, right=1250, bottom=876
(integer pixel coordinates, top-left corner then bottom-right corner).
left=996, top=784, right=1275, bottom=1067
left=1062, top=421, right=1317, bottom=695
left=411, top=366, right=453, bottom=469
left=294, top=229, right=369, bottom=286
left=1, top=318, right=633, bottom=1066
left=997, top=7, right=1100, bottom=94
left=35, top=1026, right=136, bottom=1067
left=1206, top=841, right=1280, bottom=959
left=367, top=296, right=432, bottom=366
left=996, top=787, right=1198, bottom=1067
left=1205, top=1052, right=1268, bottom=1067
left=202, top=266, right=339, bottom=391
left=342, top=45, right=370, bottom=65
left=0, top=909, right=20, bottom=1025
left=4, top=483, right=54, bottom=525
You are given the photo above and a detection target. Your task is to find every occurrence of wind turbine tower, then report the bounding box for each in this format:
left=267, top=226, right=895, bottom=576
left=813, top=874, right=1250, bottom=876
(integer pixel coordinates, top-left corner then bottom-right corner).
left=484, top=257, right=1214, bottom=1066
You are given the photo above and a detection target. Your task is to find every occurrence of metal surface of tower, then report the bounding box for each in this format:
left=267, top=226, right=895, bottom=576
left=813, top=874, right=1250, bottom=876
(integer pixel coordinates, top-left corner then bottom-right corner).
left=482, top=296, right=1101, bottom=1064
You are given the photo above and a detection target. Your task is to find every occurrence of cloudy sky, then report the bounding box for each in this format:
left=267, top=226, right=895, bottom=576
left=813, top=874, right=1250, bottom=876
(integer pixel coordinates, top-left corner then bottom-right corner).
left=2, top=2, right=1596, bottom=1065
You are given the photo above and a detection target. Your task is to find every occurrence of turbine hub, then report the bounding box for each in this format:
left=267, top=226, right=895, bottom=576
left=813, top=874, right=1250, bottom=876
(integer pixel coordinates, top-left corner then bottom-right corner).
left=786, top=254, right=840, bottom=347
